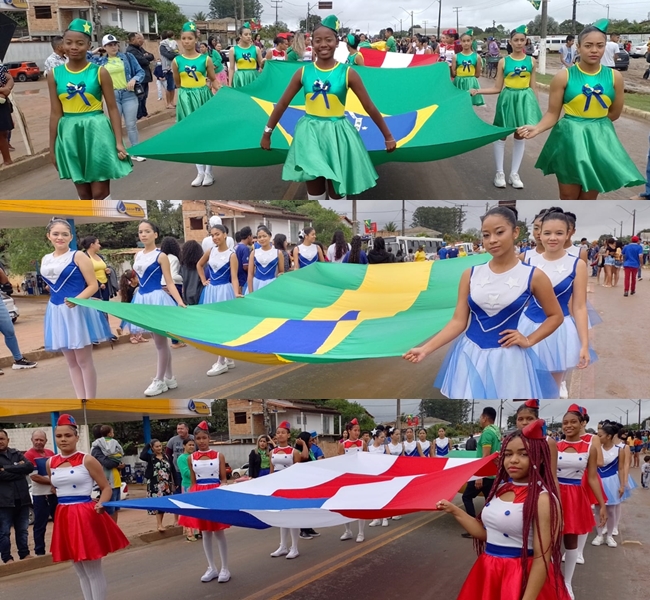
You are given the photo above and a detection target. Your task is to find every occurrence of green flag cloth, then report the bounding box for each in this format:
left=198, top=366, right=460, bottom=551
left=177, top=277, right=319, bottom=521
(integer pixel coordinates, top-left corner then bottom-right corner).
left=128, top=61, right=513, bottom=166
left=72, top=255, right=490, bottom=364
left=528, top=0, right=541, bottom=9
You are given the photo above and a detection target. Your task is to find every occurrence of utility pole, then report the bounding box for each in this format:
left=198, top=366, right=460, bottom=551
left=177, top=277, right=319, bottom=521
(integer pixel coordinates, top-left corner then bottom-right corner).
left=423, top=20, right=428, bottom=35
left=241, top=0, right=245, bottom=23
left=396, top=399, right=401, bottom=430
left=262, top=399, right=270, bottom=434
left=485, top=202, right=490, bottom=214
left=617, top=204, right=637, bottom=236
left=271, top=0, right=282, bottom=25
left=437, top=0, right=442, bottom=40
left=617, top=407, right=630, bottom=426
left=453, top=7, right=461, bottom=31
left=470, top=400, right=475, bottom=432
left=204, top=200, right=211, bottom=232
left=571, top=0, right=577, bottom=34
left=352, top=199, right=358, bottom=235
left=91, top=0, right=101, bottom=43
left=234, top=0, right=239, bottom=32
left=401, top=200, right=406, bottom=236
left=498, top=399, right=507, bottom=430
left=538, top=0, right=549, bottom=74
left=630, top=400, right=643, bottom=428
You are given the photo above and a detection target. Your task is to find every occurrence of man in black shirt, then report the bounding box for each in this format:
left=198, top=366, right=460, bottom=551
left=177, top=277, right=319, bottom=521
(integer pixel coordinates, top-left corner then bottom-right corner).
left=126, top=32, right=154, bottom=119
left=465, top=433, right=477, bottom=451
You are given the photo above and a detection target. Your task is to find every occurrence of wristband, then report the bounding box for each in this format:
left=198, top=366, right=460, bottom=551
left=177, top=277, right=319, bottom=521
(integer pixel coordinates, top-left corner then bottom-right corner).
left=264, top=126, right=274, bottom=134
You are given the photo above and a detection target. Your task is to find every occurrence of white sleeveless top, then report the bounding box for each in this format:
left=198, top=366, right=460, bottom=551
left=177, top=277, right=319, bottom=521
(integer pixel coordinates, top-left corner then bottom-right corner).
left=387, top=442, right=403, bottom=456
left=271, top=446, right=295, bottom=471
left=40, top=249, right=75, bottom=284
left=368, top=443, right=386, bottom=454
left=469, top=261, right=534, bottom=316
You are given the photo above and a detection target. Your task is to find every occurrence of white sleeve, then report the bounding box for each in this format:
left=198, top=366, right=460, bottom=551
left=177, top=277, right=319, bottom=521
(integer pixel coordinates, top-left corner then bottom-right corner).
left=326, top=244, right=336, bottom=262
left=201, top=236, right=214, bottom=252
left=227, top=237, right=235, bottom=250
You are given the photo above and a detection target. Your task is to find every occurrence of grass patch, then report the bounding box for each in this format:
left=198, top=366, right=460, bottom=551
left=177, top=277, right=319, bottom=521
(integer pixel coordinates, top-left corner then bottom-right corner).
left=536, top=73, right=554, bottom=86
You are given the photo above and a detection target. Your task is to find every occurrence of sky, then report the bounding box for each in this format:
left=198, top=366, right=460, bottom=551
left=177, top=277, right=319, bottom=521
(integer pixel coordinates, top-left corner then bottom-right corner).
left=174, top=0, right=650, bottom=35
left=355, top=399, right=649, bottom=429
left=320, top=200, right=650, bottom=242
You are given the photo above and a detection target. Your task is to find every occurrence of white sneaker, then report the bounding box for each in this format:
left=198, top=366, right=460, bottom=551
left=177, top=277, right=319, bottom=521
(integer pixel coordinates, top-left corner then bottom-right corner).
left=493, top=171, right=506, bottom=188
left=286, top=548, right=299, bottom=559
left=201, top=567, right=220, bottom=582
left=391, top=515, right=402, bottom=521
left=508, top=173, right=524, bottom=189
left=164, top=376, right=178, bottom=390
left=566, top=583, right=575, bottom=600
left=591, top=534, right=604, bottom=546
left=605, top=536, right=617, bottom=547
left=356, top=533, right=365, bottom=543
left=217, top=569, right=231, bottom=583
left=202, top=173, right=215, bottom=186
left=270, top=546, right=288, bottom=557
left=577, top=553, right=585, bottom=565
left=381, top=518, right=389, bottom=527
left=191, top=173, right=205, bottom=187
left=226, top=359, right=235, bottom=369
left=340, top=530, right=353, bottom=541
left=207, top=361, right=228, bottom=377
left=611, top=528, right=619, bottom=536
left=131, top=156, right=147, bottom=162
left=144, top=378, right=168, bottom=396
left=559, top=381, right=569, bottom=399
left=368, top=519, right=381, bottom=527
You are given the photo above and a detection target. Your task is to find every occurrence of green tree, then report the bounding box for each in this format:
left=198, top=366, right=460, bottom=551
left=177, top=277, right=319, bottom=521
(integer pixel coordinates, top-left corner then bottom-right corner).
left=271, top=201, right=350, bottom=246
left=462, top=227, right=481, bottom=242
left=7, top=12, right=27, bottom=30
left=0, top=228, right=51, bottom=275
left=145, top=200, right=184, bottom=239
left=527, top=15, right=560, bottom=36
left=411, top=206, right=465, bottom=236
left=384, top=221, right=398, bottom=232
left=300, top=15, right=322, bottom=32
left=558, top=19, right=584, bottom=35
left=136, top=0, right=187, bottom=34
left=259, top=21, right=290, bottom=41
left=193, top=11, right=208, bottom=21
left=209, top=0, right=262, bottom=20
left=420, top=399, right=472, bottom=426
left=305, top=399, right=375, bottom=432
left=516, top=220, right=530, bottom=243
left=100, top=26, right=129, bottom=40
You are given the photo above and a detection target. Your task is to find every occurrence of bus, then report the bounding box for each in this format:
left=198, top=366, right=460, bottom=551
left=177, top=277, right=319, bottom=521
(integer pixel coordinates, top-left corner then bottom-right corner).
left=369, top=236, right=444, bottom=260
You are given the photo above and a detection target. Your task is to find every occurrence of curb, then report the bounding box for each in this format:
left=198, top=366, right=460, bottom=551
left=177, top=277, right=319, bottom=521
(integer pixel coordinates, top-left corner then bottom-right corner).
left=536, top=82, right=650, bottom=122
left=0, top=110, right=175, bottom=183
left=0, top=526, right=183, bottom=578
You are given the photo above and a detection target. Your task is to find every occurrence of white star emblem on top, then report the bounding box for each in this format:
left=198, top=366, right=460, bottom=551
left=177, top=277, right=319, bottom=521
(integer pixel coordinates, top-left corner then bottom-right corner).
left=477, top=274, right=491, bottom=287
left=554, top=264, right=568, bottom=275
left=505, top=277, right=521, bottom=289
left=487, top=293, right=500, bottom=307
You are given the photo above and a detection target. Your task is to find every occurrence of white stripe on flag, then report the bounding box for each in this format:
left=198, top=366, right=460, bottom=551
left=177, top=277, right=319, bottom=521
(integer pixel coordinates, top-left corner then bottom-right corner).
left=244, top=508, right=352, bottom=528
left=322, top=476, right=419, bottom=510
left=381, top=52, right=413, bottom=68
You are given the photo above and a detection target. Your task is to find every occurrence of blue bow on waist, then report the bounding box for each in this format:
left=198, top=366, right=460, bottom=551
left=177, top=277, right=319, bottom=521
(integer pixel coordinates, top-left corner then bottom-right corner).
left=310, top=79, right=332, bottom=109
left=184, top=65, right=198, bottom=81
left=461, top=60, right=472, bottom=72
left=241, top=52, right=253, bottom=62
left=512, top=65, right=528, bottom=77
left=582, top=83, right=608, bottom=111
left=65, top=82, right=90, bottom=106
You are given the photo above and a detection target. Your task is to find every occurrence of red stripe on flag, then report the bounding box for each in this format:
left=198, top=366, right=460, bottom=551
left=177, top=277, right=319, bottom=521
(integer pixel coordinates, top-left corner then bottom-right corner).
left=359, top=48, right=439, bottom=67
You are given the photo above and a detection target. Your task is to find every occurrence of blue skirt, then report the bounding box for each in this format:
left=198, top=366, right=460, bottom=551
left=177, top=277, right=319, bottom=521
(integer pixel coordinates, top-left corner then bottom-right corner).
left=122, top=288, right=176, bottom=335
left=45, top=301, right=113, bottom=351
left=601, top=472, right=632, bottom=506
left=199, top=283, right=235, bottom=304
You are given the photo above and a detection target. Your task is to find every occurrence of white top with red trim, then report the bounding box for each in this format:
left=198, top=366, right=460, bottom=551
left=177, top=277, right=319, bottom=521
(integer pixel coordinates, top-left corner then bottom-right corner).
left=192, top=450, right=221, bottom=483
left=482, top=482, right=540, bottom=549
left=557, top=438, right=591, bottom=481
left=271, top=446, right=295, bottom=471
left=342, top=439, right=364, bottom=454
left=50, top=452, right=93, bottom=497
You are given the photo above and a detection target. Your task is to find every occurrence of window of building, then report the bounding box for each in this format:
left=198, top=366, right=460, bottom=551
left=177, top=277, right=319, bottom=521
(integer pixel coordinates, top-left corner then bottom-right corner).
left=189, top=217, right=204, bottom=230
left=234, top=412, right=247, bottom=425
left=323, top=416, right=331, bottom=435
left=79, top=10, right=88, bottom=20
left=139, top=12, right=145, bottom=31
left=290, top=222, right=301, bottom=244
left=111, top=12, right=119, bottom=22
left=34, top=6, right=52, bottom=19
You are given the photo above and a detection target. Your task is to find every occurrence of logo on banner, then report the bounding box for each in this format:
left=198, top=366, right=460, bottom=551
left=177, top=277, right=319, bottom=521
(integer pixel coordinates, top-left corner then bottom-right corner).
left=364, top=220, right=377, bottom=234
left=188, top=399, right=211, bottom=415
left=2, top=0, right=29, bottom=9
left=116, top=200, right=145, bottom=218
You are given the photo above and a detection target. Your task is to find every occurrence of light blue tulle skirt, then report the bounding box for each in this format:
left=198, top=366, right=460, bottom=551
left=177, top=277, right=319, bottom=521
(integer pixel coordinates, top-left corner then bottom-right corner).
left=434, top=334, right=559, bottom=399
left=44, top=301, right=113, bottom=351
left=587, top=300, right=603, bottom=329
left=601, top=472, right=632, bottom=506
left=247, top=277, right=276, bottom=294
left=199, top=283, right=235, bottom=304
left=122, top=289, right=176, bottom=335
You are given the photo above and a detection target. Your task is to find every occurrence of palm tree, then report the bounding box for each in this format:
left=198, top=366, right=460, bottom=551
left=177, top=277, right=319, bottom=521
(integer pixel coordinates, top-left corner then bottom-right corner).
left=384, top=221, right=398, bottom=232
left=192, top=11, right=208, bottom=21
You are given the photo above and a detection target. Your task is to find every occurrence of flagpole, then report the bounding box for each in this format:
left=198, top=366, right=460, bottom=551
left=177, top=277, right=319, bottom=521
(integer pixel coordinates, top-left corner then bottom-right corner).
left=538, top=0, right=548, bottom=75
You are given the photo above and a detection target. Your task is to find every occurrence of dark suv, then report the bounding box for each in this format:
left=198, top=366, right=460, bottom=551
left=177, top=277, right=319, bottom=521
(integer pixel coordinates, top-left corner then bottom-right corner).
left=614, top=47, right=630, bottom=71
left=5, top=61, right=40, bottom=81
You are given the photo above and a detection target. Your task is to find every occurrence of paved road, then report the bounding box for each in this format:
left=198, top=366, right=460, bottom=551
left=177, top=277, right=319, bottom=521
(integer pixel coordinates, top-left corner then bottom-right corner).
left=3, top=88, right=647, bottom=200
left=1, top=488, right=647, bottom=600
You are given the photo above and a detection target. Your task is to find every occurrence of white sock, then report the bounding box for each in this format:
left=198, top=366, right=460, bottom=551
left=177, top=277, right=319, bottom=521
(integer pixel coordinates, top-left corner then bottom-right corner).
left=344, top=523, right=352, bottom=534
left=81, top=559, right=107, bottom=600
left=196, top=164, right=206, bottom=174
left=564, top=548, right=579, bottom=587
left=307, top=192, right=327, bottom=200
left=289, top=528, right=299, bottom=551
left=204, top=166, right=213, bottom=177
left=493, top=139, right=506, bottom=173
left=511, top=138, right=526, bottom=174
left=103, top=195, right=112, bottom=201
left=202, top=531, right=217, bottom=571
left=358, top=520, right=365, bottom=535
left=215, top=530, right=228, bottom=571
left=280, top=527, right=289, bottom=549
left=608, top=504, right=621, bottom=533
left=73, top=562, right=93, bottom=600
left=577, top=533, right=588, bottom=553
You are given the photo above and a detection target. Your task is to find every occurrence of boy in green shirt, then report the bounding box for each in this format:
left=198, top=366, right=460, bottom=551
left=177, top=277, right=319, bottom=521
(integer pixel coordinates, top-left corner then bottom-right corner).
left=385, top=28, right=397, bottom=52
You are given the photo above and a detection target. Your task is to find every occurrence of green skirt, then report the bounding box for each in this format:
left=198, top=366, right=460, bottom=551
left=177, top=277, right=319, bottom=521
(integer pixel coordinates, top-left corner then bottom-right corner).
left=493, top=87, right=541, bottom=128
left=177, top=86, right=213, bottom=122
left=55, top=112, right=132, bottom=184
left=233, top=69, right=259, bottom=89
left=535, top=115, right=646, bottom=193
left=282, top=115, right=378, bottom=196
left=454, top=76, right=485, bottom=106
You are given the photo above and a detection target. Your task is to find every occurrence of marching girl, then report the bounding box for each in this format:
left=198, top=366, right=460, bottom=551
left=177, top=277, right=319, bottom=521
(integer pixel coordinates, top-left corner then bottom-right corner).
left=345, top=34, right=365, bottom=66
left=518, top=209, right=594, bottom=399
left=177, top=422, right=231, bottom=583
left=126, top=220, right=186, bottom=397
left=403, top=428, right=419, bottom=457
left=173, top=22, right=218, bottom=188
left=519, top=208, right=548, bottom=263
left=41, top=219, right=112, bottom=399
left=197, top=224, right=242, bottom=377
left=417, top=428, right=432, bottom=457
left=518, top=19, right=644, bottom=199
left=229, top=23, right=263, bottom=88
left=414, top=35, right=434, bottom=55
left=47, top=19, right=131, bottom=199
left=339, top=418, right=368, bottom=542
left=247, top=226, right=285, bottom=292
left=387, top=428, right=404, bottom=458
left=515, top=400, right=558, bottom=483
left=471, top=25, right=542, bottom=190
left=438, top=420, right=570, bottom=600
left=265, top=36, right=289, bottom=61
left=368, top=430, right=390, bottom=527
left=260, top=15, right=395, bottom=200
left=592, top=422, right=630, bottom=549
left=452, top=32, right=484, bottom=107
left=404, top=206, right=564, bottom=400
left=47, top=414, right=129, bottom=600
left=557, top=405, right=607, bottom=599
left=434, top=427, right=451, bottom=457
left=293, top=227, right=325, bottom=269
left=270, top=421, right=310, bottom=559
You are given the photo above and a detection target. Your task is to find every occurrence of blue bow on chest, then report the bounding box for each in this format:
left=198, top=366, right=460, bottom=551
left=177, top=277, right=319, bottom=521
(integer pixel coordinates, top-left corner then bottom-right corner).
left=241, top=52, right=253, bottom=62
left=582, top=83, right=607, bottom=111
left=310, top=79, right=332, bottom=109
left=184, top=65, right=198, bottom=81
left=511, top=65, right=528, bottom=77
left=461, top=60, right=472, bottom=72
left=65, top=82, right=90, bottom=106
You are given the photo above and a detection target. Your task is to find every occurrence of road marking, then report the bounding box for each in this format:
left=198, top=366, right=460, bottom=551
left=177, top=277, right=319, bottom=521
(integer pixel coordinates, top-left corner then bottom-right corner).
left=282, top=181, right=302, bottom=200
left=195, top=362, right=306, bottom=398
left=240, top=511, right=450, bottom=600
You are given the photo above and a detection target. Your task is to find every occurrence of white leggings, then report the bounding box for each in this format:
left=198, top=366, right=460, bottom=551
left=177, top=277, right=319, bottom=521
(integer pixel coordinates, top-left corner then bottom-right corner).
left=202, top=530, right=228, bottom=571
left=72, top=559, right=107, bottom=600
left=344, top=520, right=366, bottom=535
left=598, top=504, right=622, bottom=535
left=152, top=333, right=173, bottom=381
left=280, top=527, right=299, bottom=550
left=62, top=346, right=97, bottom=398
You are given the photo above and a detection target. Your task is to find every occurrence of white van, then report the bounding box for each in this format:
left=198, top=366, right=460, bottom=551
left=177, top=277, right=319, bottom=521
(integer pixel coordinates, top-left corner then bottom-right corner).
left=544, top=36, right=567, bottom=53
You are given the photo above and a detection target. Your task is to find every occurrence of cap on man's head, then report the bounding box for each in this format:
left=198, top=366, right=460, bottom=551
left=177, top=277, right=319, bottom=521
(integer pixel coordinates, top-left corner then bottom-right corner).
left=309, top=431, right=318, bottom=438
left=632, top=236, right=640, bottom=242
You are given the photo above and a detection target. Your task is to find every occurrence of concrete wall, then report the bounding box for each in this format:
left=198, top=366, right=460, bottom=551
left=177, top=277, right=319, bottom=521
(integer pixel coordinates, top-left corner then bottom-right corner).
left=212, top=443, right=256, bottom=467
left=5, top=41, right=52, bottom=70
left=3, top=426, right=91, bottom=453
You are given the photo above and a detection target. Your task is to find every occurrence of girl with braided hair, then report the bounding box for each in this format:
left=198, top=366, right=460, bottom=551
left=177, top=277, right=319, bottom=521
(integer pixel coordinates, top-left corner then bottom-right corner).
left=438, top=420, right=570, bottom=600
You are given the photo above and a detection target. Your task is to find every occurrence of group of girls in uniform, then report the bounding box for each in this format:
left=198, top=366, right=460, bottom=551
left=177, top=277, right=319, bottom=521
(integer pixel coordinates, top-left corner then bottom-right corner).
left=404, top=205, right=597, bottom=400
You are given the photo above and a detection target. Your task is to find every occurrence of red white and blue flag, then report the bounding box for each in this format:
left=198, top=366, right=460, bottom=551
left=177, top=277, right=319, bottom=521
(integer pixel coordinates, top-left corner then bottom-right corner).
left=359, top=48, right=439, bottom=68
left=108, top=453, right=497, bottom=528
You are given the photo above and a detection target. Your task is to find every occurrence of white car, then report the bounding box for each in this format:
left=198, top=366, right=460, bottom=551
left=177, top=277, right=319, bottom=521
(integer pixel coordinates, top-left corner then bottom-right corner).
left=92, top=481, right=130, bottom=501
left=630, top=43, right=648, bottom=58
left=1, top=291, right=18, bottom=323
left=230, top=463, right=249, bottom=480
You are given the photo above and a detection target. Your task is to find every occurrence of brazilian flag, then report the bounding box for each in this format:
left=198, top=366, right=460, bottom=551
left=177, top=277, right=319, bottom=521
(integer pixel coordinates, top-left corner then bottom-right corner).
left=129, top=61, right=514, bottom=166
left=72, top=256, right=489, bottom=365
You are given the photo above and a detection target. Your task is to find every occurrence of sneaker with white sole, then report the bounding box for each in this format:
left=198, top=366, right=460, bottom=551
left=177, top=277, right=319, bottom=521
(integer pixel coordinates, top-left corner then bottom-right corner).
left=201, top=568, right=220, bottom=582
left=226, top=359, right=235, bottom=369
left=164, top=376, right=178, bottom=389
left=131, top=156, right=147, bottom=162
left=144, top=378, right=168, bottom=396
left=207, top=362, right=228, bottom=377
left=270, top=546, right=288, bottom=557
left=611, top=528, right=619, bottom=536
left=202, top=173, right=215, bottom=186
left=381, top=518, right=389, bottom=527
left=369, top=519, right=381, bottom=527
left=299, top=531, right=312, bottom=539
left=605, top=536, right=617, bottom=547
left=12, top=358, right=37, bottom=370
left=191, top=173, right=205, bottom=187
left=356, top=534, right=365, bottom=543
left=391, top=515, right=402, bottom=521
left=286, top=548, right=299, bottom=559
left=559, top=381, right=569, bottom=399
left=340, top=530, right=353, bottom=541
left=493, top=171, right=507, bottom=188
left=217, top=569, right=231, bottom=583
left=508, top=173, right=524, bottom=189
left=591, top=534, right=604, bottom=546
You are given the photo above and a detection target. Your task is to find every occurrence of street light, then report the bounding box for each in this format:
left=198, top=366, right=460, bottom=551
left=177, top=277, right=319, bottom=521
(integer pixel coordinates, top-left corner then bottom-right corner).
left=609, top=218, right=623, bottom=238
left=617, top=204, right=637, bottom=236
left=399, top=6, right=414, bottom=33
left=616, top=406, right=630, bottom=426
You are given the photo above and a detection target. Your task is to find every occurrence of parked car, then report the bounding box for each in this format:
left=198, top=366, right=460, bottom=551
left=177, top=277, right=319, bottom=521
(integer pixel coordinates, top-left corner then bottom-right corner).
left=225, top=462, right=233, bottom=479
left=92, top=481, right=130, bottom=501
left=630, top=43, right=648, bottom=58
left=614, top=48, right=630, bottom=71
left=231, top=463, right=249, bottom=480
left=499, top=41, right=508, bottom=50
left=1, top=291, right=19, bottom=323
left=5, top=61, right=40, bottom=82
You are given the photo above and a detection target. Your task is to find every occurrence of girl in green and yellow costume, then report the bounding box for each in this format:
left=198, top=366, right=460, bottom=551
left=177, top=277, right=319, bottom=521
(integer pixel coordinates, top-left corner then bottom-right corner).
left=345, top=34, right=365, bottom=66
left=173, top=21, right=218, bottom=187
left=260, top=15, right=395, bottom=199
left=228, top=24, right=263, bottom=88
left=518, top=20, right=645, bottom=199
left=451, top=31, right=484, bottom=107
left=472, top=25, right=542, bottom=191
left=47, top=19, right=131, bottom=199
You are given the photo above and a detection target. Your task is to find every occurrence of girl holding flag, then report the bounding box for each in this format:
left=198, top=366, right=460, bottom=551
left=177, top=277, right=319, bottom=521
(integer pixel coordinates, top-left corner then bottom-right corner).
left=434, top=427, right=452, bottom=457
left=47, top=19, right=131, bottom=199
left=417, top=428, right=432, bottom=457
left=452, top=31, right=484, bottom=107
left=339, top=418, right=368, bottom=542
left=229, top=23, right=263, bottom=88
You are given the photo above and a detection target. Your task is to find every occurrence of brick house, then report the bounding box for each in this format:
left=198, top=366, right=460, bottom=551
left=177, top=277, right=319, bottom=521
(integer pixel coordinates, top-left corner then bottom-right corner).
left=182, top=201, right=311, bottom=246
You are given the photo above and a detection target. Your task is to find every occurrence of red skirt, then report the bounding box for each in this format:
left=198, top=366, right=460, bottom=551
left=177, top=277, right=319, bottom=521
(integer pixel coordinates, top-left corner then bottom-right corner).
left=581, top=470, right=607, bottom=506
left=458, top=554, right=570, bottom=600
left=559, top=483, right=596, bottom=535
left=178, top=483, right=231, bottom=532
left=51, top=502, right=129, bottom=563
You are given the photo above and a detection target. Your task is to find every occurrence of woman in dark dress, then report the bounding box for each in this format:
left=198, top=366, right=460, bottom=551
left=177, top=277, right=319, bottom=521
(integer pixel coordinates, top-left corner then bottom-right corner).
left=140, top=439, right=176, bottom=531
